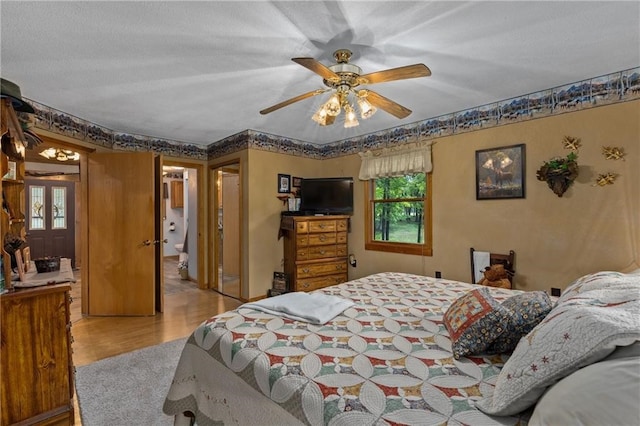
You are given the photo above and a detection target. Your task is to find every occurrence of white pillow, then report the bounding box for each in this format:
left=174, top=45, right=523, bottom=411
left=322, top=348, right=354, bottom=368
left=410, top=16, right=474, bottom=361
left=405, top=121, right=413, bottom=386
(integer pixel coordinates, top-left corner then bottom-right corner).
left=529, top=342, right=640, bottom=426
left=475, top=272, right=640, bottom=416
left=557, top=270, right=640, bottom=304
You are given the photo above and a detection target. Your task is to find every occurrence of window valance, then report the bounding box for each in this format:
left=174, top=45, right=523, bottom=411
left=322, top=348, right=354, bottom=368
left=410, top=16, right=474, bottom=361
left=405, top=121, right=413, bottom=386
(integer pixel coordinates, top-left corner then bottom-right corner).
left=358, top=143, right=433, bottom=180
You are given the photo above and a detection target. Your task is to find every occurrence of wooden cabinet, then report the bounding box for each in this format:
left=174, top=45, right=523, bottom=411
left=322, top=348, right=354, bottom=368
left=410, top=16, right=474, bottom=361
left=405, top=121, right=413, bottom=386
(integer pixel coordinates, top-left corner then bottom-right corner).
left=170, top=180, right=184, bottom=208
left=281, top=215, right=349, bottom=292
left=2, top=98, right=27, bottom=289
left=0, top=284, right=75, bottom=425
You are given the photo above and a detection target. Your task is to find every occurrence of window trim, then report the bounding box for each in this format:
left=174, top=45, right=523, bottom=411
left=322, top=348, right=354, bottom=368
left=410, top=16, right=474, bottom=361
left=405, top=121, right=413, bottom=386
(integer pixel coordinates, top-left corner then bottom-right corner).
left=364, top=174, right=433, bottom=256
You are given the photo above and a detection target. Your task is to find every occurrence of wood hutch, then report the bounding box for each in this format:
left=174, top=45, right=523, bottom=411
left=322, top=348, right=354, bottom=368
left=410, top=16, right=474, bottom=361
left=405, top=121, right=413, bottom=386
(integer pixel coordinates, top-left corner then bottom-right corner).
left=280, top=214, right=349, bottom=292
left=1, top=97, right=75, bottom=425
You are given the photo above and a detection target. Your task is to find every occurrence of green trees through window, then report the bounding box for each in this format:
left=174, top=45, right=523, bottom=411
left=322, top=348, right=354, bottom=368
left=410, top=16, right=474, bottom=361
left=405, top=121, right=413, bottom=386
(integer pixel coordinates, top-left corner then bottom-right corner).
left=373, top=174, right=426, bottom=244
left=366, top=171, right=432, bottom=255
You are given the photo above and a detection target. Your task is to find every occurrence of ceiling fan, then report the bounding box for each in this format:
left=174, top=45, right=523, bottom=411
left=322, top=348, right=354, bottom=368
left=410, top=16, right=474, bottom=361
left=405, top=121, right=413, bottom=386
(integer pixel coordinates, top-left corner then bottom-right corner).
left=260, top=49, right=431, bottom=127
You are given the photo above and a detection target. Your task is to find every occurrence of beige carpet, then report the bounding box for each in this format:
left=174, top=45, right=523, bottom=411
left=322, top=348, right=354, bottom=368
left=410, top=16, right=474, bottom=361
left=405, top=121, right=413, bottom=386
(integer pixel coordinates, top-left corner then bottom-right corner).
left=75, top=337, right=187, bottom=425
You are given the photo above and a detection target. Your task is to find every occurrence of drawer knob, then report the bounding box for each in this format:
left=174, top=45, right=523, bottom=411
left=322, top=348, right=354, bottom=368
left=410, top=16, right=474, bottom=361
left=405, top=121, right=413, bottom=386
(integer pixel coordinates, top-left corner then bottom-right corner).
left=319, top=250, right=325, bottom=255
left=302, top=282, right=310, bottom=288
left=303, top=268, right=310, bottom=273
left=319, top=235, right=326, bottom=241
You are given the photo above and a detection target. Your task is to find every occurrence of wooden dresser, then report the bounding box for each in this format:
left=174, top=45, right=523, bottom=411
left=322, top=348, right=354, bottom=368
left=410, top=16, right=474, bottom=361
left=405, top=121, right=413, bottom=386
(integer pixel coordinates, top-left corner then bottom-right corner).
left=0, top=284, right=74, bottom=425
left=281, top=215, right=349, bottom=292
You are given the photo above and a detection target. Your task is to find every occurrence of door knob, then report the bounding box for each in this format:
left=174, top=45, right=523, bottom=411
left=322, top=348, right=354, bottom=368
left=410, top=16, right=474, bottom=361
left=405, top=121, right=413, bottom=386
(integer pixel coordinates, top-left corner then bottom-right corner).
left=142, top=240, right=152, bottom=246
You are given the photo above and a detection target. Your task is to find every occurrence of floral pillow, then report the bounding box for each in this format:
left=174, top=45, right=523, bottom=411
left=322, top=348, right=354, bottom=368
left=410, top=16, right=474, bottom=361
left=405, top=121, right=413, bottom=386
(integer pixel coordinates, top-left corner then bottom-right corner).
left=443, top=287, right=512, bottom=359
left=485, top=291, right=553, bottom=355
left=476, top=272, right=640, bottom=416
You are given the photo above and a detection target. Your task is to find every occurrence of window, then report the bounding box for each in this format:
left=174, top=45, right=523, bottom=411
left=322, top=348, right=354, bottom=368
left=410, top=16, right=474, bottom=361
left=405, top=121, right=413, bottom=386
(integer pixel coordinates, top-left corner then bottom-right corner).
left=28, top=185, right=67, bottom=230
left=29, top=186, right=45, bottom=230
left=365, top=173, right=432, bottom=256
left=52, top=186, right=67, bottom=229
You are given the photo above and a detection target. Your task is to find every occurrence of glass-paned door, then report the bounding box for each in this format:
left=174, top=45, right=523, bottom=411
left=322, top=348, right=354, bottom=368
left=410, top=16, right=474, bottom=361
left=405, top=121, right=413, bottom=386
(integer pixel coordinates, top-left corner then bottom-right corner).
left=25, top=179, right=76, bottom=267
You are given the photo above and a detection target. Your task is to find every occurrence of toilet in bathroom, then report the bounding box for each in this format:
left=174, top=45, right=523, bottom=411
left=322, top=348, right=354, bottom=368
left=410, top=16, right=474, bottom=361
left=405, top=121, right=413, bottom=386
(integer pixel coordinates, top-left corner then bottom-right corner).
left=174, top=243, right=184, bottom=253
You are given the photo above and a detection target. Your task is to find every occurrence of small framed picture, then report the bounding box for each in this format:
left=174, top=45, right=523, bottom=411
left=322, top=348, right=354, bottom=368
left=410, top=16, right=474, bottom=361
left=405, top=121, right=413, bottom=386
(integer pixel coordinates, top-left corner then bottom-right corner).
left=272, top=272, right=288, bottom=291
left=14, top=249, right=25, bottom=282
left=4, top=161, right=16, bottom=180
left=22, top=247, right=31, bottom=272
left=476, top=143, right=526, bottom=200
left=292, top=176, right=302, bottom=189
left=278, top=174, right=291, bottom=193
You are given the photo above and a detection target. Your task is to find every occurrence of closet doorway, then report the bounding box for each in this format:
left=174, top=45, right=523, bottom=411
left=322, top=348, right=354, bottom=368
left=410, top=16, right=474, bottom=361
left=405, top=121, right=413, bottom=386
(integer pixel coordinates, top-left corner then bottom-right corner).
left=212, top=163, right=241, bottom=299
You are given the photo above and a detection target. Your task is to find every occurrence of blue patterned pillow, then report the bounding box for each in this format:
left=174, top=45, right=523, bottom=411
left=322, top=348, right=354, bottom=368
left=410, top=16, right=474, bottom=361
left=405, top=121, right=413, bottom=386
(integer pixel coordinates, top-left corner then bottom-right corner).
left=443, top=287, right=512, bottom=359
left=486, top=291, right=553, bottom=354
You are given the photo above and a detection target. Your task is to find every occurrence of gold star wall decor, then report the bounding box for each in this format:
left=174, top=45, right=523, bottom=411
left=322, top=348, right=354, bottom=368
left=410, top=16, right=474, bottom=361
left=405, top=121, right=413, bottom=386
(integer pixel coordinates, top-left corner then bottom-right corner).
left=562, top=136, right=581, bottom=151
left=592, top=172, right=617, bottom=187
left=601, top=146, right=626, bottom=161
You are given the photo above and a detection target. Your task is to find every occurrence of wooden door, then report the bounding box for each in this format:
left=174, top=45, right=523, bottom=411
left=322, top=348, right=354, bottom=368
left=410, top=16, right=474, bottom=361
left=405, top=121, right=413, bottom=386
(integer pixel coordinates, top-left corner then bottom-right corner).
left=25, top=179, right=76, bottom=266
left=87, top=152, right=159, bottom=316
left=154, top=155, right=164, bottom=313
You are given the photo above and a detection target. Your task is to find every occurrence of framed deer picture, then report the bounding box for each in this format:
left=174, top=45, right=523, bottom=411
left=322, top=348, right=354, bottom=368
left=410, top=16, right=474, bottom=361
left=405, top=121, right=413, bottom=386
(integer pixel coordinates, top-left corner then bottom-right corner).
left=476, top=143, right=526, bottom=200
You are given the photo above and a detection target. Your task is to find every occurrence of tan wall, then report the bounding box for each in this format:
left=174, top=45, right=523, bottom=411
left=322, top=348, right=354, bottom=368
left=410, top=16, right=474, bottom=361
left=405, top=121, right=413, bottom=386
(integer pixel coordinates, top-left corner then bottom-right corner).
left=215, top=100, right=638, bottom=299
left=321, top=100, right=639, bottom=292
left=245, top=150, right=324, bottom=299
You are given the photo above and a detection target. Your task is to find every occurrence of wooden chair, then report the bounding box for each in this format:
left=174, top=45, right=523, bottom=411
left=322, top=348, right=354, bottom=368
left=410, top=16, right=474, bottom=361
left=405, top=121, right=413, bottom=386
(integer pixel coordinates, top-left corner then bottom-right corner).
left=470, top=247, right=515, bottom=286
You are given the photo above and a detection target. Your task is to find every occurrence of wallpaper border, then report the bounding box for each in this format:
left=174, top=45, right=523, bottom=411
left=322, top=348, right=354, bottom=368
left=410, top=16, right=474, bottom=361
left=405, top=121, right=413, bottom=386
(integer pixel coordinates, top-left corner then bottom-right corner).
left=25, top=67, right=639, bottom=160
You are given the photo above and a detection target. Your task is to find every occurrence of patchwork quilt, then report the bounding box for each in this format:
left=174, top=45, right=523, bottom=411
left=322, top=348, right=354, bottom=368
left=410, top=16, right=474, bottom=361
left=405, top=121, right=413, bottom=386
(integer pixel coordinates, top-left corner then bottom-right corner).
left=164, top=272, right=529, bottom=425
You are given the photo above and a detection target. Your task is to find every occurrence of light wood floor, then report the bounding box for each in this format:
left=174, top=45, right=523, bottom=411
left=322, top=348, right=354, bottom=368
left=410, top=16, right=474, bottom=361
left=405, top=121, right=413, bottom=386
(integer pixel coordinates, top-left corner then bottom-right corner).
left=70, top=270, right=243, bottom=424
left=71, top=287, right=242, bottom=366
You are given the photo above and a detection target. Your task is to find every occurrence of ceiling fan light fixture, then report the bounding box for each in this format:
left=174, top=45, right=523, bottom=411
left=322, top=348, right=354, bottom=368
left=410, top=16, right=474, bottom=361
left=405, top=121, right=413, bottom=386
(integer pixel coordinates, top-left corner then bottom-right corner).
left=357, top=96, right=377, bottom=119
left=312, top=104, right=329, bottom=125
left=324, top=93, right=341, bottom=116
left=343, top=104, right=359, bottom=128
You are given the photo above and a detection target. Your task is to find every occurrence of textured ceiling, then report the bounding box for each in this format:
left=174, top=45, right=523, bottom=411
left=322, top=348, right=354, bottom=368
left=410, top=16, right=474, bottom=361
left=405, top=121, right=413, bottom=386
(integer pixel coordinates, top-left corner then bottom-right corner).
left=1, top=1, right=638, bottom=147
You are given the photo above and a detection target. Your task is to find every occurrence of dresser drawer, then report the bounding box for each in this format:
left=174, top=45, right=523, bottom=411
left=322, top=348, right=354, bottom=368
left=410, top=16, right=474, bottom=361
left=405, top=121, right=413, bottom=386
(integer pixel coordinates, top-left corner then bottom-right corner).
left=336, top=244, right=348, bottom=257
left=296, top=221, right=309, bottom=233
left=308, top=232, right=336, bottom=246
left=308, top=245, right=338, bottom=260
left=336, top=219, right=348, bottom=232
left=295, top=273, right=348, bottom=292
left=296, top=234, right=309, bottom=246
left=297, top=260, right=347, bottom=278
left=308, top=219, right=337, bottom=233
left=336, top=232, right=347, bottom=244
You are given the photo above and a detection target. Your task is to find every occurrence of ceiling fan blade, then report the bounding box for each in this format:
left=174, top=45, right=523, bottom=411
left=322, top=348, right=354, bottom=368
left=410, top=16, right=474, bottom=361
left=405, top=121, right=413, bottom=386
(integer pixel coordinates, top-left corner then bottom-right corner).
left=363, top=90, right=412, bottom=119
left=260, top=89, right=328, bottom=115
left=292, top=57, right=340, bottom=83
left=358, top=64, right=431, bottom=85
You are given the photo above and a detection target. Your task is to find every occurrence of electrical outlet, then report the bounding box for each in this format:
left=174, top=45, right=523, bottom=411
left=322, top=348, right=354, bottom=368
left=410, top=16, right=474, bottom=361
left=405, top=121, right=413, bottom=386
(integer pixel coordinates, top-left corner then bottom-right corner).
left=435, top=271, right=442, bottom=279
left=551, top=288, right=561, bottom=297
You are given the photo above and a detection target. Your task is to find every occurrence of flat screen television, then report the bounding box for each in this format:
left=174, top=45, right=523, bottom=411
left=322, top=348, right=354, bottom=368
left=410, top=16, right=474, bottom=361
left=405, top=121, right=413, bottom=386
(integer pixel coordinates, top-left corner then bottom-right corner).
left=299, top=177, right=354, bottom=216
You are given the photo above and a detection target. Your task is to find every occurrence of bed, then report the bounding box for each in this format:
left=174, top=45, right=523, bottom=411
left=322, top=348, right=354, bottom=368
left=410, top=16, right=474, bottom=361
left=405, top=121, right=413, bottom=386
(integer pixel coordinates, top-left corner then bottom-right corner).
left=163, top=271, right=640, bottom=426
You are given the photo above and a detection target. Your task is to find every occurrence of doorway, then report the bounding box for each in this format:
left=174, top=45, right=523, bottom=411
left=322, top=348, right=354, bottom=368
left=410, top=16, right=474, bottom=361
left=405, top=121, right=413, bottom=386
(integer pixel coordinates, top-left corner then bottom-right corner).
left=25, top=178, right=77, bottom=267
left=162, top=162, right=203, bottom=294
left=213, top=163, right=241, bottom=299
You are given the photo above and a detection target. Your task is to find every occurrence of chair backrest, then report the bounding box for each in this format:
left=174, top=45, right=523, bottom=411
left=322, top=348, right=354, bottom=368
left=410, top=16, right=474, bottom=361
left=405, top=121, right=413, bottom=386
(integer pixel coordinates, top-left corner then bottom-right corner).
left=470, top=247, right=515, bottom=285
